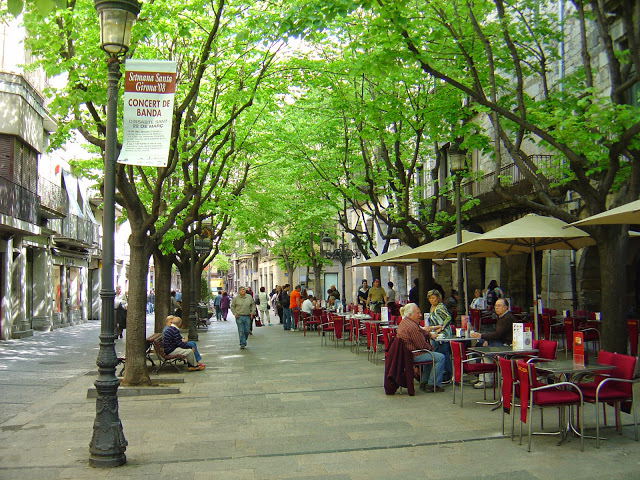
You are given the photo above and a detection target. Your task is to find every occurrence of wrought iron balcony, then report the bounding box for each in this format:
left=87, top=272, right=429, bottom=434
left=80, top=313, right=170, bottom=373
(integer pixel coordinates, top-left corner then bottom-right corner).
left=431, top=155, right=556, bottom=212
left=0, top=176, right=40, bottom=225
left=49, top=213, right=99, bottom=248
left=38, top=176, right=68, bottom=218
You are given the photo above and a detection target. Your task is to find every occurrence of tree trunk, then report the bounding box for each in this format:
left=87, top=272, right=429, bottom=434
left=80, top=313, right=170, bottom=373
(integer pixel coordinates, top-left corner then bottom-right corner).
left=313, top=264, right=323, bottom=299
left=122, top=241, right=152, bottom=386
left=178, top=260, right=193, bottom=331
left=597, top=225, right=629, bottom=353
left=153, top=250, right=172, bottom=333
left=368, top=266, right=381, bottom=283
left=417, top=259, right=433, bottom=314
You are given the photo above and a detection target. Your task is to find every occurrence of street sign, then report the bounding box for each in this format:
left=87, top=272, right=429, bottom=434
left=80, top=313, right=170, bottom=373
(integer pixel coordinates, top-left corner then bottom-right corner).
left=194, top=239, right=211, bottom=254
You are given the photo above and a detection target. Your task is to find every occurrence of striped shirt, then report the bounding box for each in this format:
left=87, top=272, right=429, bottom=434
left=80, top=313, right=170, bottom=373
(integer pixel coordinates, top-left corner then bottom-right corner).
left=397, top=318, right=433, bottom=358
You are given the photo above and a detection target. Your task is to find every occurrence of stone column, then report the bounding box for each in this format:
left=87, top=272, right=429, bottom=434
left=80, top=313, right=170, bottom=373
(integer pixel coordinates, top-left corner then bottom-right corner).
left=10, top=238, right=33, bottom=338
left=1, top=238, right=12, bottom=340
left=32, top=247, right=53, bottom=330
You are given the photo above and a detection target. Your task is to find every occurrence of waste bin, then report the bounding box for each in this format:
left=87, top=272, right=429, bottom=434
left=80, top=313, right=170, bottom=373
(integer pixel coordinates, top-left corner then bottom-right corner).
left=198, top=305, right=209, bottom=319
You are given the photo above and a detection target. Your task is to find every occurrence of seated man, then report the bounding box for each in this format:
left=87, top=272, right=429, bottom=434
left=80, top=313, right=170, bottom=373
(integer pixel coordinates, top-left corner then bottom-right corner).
left=162, top=317, right=204, bottom=371
left=396, top=302, right=446, bottom=393
left=470, top=298, right=516, bottom=388
left=163, top=315, right=203, bottom=364
left=301, top=295, right=315, bottom=315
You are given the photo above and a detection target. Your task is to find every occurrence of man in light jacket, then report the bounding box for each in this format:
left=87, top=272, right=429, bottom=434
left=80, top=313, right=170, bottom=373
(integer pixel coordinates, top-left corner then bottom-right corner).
left=231, top=286, right=256, bottom=349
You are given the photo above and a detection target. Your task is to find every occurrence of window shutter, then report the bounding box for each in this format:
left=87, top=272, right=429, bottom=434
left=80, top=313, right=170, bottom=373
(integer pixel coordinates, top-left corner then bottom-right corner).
left=0, top=134, right=14, bottom=181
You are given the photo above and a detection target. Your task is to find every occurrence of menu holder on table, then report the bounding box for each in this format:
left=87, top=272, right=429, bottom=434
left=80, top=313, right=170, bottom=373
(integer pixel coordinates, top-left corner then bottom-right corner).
left=513, top=323, right=533, bottom=351
left=573, top=331, right=585, bottom=366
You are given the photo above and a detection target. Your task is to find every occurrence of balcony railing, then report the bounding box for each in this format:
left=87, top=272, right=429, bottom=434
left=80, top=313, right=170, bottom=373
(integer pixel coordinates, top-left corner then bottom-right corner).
left=38, top=176, right=68, bottom=218
left=49, top=213, right=99, bottom=247
left=0, top=176, right=40, bottom=224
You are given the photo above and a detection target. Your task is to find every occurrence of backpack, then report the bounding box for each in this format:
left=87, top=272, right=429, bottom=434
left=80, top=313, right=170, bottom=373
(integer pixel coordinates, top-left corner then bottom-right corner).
left=486, top=288, right=497, bottom=306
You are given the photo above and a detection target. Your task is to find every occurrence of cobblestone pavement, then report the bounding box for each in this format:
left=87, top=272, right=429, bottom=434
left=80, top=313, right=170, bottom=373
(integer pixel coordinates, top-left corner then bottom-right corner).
left=0, top=312, right=639, bottom=479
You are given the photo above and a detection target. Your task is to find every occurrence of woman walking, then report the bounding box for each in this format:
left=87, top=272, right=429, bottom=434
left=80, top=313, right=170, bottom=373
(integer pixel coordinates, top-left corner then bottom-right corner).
left=219, top=291, right=231, bottom=321
left=273, top=285, right=283, bottom=324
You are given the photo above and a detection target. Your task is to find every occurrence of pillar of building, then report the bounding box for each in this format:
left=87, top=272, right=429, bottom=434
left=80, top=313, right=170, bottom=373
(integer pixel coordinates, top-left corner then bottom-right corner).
left=12, top=238, right=33, bottom=338
left=1, top=237, right=12, bottom=340
left=32, top=247, right=53, bottom=330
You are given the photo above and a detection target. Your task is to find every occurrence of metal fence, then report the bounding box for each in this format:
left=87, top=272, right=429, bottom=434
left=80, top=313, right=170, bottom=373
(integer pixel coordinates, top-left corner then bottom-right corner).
left=0, top=176, right=40, bottom=224
left=49, top=213, right=100, bottom=247
left=38, top=176, right=68, bottom=216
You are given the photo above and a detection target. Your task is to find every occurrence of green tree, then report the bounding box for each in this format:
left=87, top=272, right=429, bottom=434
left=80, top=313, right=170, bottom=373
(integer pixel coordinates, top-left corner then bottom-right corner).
left=23, top=0, right=282, bottom=384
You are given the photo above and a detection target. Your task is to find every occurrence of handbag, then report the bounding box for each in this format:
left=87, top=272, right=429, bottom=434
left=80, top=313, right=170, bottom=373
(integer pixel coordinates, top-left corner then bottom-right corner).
left=255, top=318, right=263, bottom=327
left=267, top=303, right=271, bottom=310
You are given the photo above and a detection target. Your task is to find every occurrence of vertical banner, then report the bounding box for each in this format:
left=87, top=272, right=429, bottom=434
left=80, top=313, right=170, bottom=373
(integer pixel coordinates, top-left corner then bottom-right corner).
left=118, top=59, right=177, bottom=166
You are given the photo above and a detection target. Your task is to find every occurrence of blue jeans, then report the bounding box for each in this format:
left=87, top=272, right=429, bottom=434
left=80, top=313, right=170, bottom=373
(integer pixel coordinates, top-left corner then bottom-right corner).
left=432, top=341, right=451, bottom=380
left=283, top=308, right=293, bottom=330
left=184, top=341, right=201, bottom=362
left=415, top=351, right=446, bottom=386
left=215, top=305, right=221, bottom=321
left=236, top=315, right=251, bottom=346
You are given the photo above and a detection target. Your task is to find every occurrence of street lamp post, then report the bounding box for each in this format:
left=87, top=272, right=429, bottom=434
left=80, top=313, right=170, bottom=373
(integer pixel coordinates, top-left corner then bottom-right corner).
left=322, top=232, right=360, bottom=305
left=449, top=141, right=467, bottom=319
left=188, top=224, right=199, bottom=341
left=90, top=0, right=140, bottom=468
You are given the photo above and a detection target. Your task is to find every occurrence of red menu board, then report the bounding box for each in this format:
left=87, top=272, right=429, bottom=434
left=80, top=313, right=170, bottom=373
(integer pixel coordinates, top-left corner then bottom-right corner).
left=573, top=331, right=585, bottom=366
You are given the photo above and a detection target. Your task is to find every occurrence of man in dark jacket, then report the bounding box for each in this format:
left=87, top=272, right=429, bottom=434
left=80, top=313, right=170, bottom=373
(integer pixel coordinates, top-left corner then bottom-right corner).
left=470, top=298, right=516, bottom=388
left=162, top=317, right=204, bottom=371
left=279, top=284, right=292, bottom=330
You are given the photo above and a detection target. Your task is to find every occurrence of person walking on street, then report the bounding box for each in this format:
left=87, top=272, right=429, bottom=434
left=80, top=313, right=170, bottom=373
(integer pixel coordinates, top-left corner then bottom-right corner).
left=366, top=279, right=387, bottom=314
left=386, top=281, right=397, bottom=311
left=219, top=291, right=231, bottom=321
left=357, top=280, right=369, bottom=310
left=273, top=285, right=283, bottom=324
left=114, top=286, right=127, bottom=339
left=290, top=285, right=301, bottom=331
left=257, top=286, right=270, bottom=326
left=280, top=284, right=292, bottom=330
left=214, top=291, right=222, bottom=321
left=231, top=286, right=255, bottom=349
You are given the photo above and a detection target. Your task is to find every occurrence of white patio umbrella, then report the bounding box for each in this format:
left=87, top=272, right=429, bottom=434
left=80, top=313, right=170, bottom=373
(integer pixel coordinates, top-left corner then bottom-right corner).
left=351, top=245, right=418, bottom=268
left=568, top=199, right=640, bottom=227
left=438, top=214, right=595, bottom=338
left=384, top=231, right=483, bottom=311
left=386, top=231, right=482, bottom=260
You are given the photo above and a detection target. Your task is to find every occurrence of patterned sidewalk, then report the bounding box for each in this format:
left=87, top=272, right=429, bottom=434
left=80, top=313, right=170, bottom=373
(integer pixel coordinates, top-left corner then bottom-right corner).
left=0, top=312, right=638, bottom=479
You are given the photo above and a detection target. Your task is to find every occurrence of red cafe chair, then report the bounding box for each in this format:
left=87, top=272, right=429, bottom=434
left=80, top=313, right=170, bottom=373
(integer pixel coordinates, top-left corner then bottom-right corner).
left=578, top=352, right=638, bottom=448
left=627, top=319, right=639, bottom=356
left=302, top=311, right=321, bottom=336
left=469, top=308, right=480, bottom=331
left=450, top=341, right=497, bottom=407
left=319, top=313, right=334, bottom=346
left=517, top=360, right=584, bottom=452
left=382, top=327, right=396, bottom=363
left=499, top=356, right=519, bottom=439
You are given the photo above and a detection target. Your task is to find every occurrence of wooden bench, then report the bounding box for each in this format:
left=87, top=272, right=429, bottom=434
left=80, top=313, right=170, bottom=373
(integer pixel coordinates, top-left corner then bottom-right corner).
left=147, top=332, right=187, bottom=375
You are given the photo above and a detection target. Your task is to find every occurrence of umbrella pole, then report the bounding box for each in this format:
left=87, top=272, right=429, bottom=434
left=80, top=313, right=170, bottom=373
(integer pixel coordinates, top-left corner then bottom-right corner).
left=531, top=242, right=539, bottom=340
left=463, top=254, right=469, bottom=316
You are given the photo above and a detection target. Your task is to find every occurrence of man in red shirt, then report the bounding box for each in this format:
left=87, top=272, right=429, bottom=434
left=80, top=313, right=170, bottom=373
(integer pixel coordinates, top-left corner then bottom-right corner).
left=289, top=285, right=302, bottom=331
left=397, top=303, right=446, bottom=392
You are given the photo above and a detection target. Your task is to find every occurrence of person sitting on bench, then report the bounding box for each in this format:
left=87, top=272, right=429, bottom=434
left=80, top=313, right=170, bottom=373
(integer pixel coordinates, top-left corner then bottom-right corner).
left=162, top=317, right=205, bottom=371
left=162, top=315, right=203, bottom=364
